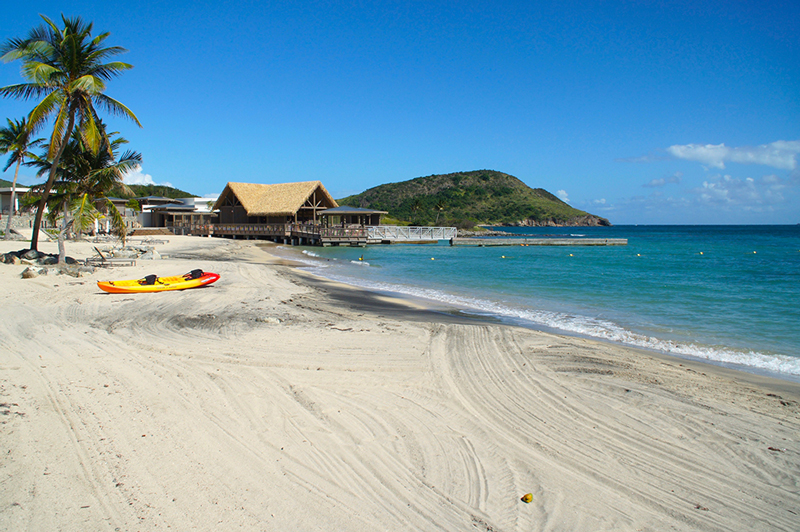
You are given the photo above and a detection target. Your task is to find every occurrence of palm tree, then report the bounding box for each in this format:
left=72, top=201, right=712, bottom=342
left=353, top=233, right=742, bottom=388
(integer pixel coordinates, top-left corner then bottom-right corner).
left=29, top=125, right=141, bottom=261
left=0, top=14, right=141, bottom=250
left=0, top=116, right=42, bottom=239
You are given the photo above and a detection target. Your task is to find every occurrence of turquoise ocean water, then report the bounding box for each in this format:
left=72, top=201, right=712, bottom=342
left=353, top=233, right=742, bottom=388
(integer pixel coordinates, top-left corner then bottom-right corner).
left=271, top=225, right=800, bottom=379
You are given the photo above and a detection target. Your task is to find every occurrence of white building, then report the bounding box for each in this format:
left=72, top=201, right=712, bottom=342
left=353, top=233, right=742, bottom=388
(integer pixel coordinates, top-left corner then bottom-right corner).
left=0, top=186, right=31, bottom=215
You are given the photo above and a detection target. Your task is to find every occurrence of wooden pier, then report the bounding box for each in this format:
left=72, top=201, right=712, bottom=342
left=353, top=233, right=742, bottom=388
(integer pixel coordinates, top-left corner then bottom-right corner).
left=452, top=237, right=627, bottom=247
left=172, top=223, right=459, bottom=247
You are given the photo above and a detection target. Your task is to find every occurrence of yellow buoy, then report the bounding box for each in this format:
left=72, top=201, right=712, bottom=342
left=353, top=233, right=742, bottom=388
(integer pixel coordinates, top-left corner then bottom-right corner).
left=637, top=254, right=641, bottom=257
left=431, top=257, right=435, bottom=260
left=569, top=254, right=573, bottom=257
left=501, top=255, right=506, bottom=259
left=521, top=493, right=533, bottom=503
left=699, top=252, right=703, bottom=255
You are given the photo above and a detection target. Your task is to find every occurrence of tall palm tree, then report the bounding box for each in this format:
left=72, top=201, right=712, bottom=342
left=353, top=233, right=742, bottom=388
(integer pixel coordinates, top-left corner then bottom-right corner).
left=0, top=14, right=141, bottom=250
left=0, top=116, right=42, bottom=239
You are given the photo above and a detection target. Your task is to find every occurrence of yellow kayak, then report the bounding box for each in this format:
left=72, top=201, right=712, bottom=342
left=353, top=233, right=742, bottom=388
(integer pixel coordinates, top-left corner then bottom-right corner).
left=97, top=270, right=220, bottom=293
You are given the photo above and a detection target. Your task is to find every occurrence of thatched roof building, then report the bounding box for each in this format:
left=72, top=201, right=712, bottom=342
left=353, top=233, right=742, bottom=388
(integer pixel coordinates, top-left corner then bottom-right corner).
left=213, top=181, right=338, bottom=224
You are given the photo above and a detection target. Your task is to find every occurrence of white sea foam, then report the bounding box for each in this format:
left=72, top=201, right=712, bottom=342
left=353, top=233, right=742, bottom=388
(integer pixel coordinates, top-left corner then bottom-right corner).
left=350, top=260, right=370, bottom=266
left=302, top=250, right=320, bottom=257
left=304, top=267, right=800, bottom=377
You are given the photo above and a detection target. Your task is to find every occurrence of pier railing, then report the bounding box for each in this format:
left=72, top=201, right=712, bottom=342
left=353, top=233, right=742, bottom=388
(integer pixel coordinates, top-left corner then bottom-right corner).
left=319, top=226, right=368, bottom=239
left=208, top=223, right=291, bottom=237
left=367, top=226, right=457, bottom=242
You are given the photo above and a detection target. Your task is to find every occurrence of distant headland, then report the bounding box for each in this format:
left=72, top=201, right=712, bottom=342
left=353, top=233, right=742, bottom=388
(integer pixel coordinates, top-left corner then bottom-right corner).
left=336, top=170, right=610, bottom=228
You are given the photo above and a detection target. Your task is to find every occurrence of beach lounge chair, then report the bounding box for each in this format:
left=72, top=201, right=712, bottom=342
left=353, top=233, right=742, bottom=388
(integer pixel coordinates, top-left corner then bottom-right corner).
left=85, top=246, right=137, bottom=267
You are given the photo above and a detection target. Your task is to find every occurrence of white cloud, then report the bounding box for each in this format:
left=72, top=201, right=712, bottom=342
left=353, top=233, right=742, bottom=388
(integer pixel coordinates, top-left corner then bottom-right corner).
left=557, top=189, right=569, bottom=203
left=667, top=140, right=800, bottom=170
left=692, top=173, right=790, bottom=209
left=593, top=198, right=606, bottom=205
left=644, top=171, right=683, bottom=188
left=123, top=166, right=173, bottom=188
left=615, top=153, right=667, bottom=164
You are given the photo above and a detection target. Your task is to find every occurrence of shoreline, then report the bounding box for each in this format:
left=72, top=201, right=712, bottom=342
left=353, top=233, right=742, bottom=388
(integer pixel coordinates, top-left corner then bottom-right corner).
left=262, top=241, right=800, bottom=388
left=1, top=235, right=798, bottom=531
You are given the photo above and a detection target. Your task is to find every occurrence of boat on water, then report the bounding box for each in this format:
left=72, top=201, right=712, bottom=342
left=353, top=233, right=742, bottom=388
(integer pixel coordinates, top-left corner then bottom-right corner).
left=97, top=269, right=220, bottom=294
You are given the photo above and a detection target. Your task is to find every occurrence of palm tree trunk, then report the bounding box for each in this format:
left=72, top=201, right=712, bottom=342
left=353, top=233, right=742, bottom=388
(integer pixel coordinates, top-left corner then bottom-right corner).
left=3, top=158, right=21, bottom=240
left=57, top=199, right=70, bottom=264
left=30, top=111, right=76, bottom=251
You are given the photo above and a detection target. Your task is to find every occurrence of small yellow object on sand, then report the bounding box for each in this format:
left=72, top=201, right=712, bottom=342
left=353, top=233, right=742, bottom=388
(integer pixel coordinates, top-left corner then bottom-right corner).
left=521, top=493, right=533, bottom=503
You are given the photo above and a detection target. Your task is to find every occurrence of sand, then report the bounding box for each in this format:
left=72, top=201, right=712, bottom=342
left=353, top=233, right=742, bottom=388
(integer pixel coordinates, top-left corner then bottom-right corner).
left=1, top=235, right=798, bottom=531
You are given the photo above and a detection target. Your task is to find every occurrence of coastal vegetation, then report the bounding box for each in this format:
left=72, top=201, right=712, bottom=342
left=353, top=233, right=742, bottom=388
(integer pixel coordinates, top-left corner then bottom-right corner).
left=124, top=184, right=195, bottom=199
left=0, top=14, right=141, bottom=251
left=337, top=170, right=610, bottom=228
left=26, top=123, right=141, bottom=259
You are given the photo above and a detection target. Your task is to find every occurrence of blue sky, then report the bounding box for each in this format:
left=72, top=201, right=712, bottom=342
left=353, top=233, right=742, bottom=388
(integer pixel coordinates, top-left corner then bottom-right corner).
left=2, top=1, right=798, bottom=224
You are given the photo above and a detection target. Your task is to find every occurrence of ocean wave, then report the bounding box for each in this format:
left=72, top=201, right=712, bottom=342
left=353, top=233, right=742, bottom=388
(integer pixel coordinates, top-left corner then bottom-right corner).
left=303, top=267, right=800, bottom=377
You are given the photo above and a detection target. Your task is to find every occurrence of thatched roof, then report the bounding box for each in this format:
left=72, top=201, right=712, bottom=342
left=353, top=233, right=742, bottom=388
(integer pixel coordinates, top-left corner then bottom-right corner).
left=214, top=181, right=338, bottom=216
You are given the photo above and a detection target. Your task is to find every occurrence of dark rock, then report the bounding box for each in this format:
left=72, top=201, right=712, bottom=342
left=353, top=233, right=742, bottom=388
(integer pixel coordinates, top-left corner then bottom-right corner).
left=1, top=253, right=21, bottom=265
left=114, top=249, right=139, bottom=259
left=21, top=266, right=46, bottom=279
left=21, top=249, right=40, bottom=260
left=505, top=214, right=612, bottom=227
left=55, top=265, right=93, bottom=277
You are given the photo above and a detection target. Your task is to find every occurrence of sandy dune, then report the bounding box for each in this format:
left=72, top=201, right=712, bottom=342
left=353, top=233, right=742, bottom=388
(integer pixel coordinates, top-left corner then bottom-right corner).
left=1, top=236, right=798, bottom=531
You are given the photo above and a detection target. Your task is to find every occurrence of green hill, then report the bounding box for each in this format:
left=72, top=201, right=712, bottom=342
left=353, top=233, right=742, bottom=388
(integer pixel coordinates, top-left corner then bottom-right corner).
left=337, top=170, right=610, bottom=228
left=124, top=184, right=195, bottom=199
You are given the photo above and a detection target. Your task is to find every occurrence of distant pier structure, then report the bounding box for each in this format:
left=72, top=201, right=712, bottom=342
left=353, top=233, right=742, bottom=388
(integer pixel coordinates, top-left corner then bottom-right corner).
left=452, top=237, right=627, bottom=247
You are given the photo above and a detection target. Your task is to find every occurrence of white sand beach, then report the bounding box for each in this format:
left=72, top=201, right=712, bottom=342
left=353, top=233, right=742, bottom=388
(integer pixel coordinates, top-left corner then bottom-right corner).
left=1, top=235, right=798, bottom=531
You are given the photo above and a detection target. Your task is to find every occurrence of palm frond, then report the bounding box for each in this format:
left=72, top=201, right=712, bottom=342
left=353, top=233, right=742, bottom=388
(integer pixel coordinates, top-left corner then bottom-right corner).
left=46, top=103, right=71, bottom=159
left=93, top=94, right=142, bottom=127
left=71, top=74, right=106, bottom=94
left=104, top=200, right=128, bottom=245
left=0, top=82, right=52, bottom=100
left=71, top=194, right=100, bottom=233
left=22, top=60, right=61, bottom=84
left=27, top=90, right=64, bottom=133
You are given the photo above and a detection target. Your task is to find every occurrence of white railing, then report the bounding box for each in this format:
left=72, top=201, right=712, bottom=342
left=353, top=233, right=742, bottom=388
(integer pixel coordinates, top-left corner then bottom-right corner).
left=367, top=226, right=457, bottom=242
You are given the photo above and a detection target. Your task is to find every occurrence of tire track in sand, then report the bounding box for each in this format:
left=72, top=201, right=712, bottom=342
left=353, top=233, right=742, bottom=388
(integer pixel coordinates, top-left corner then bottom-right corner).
left=428, top=323, right=800, bottom=531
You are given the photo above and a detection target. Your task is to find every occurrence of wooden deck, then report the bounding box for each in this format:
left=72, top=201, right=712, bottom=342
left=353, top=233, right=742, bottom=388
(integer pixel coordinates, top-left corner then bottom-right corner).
left=453, top=237, right=628, bottom=247
left=173, top=223, right=370, bottom=246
